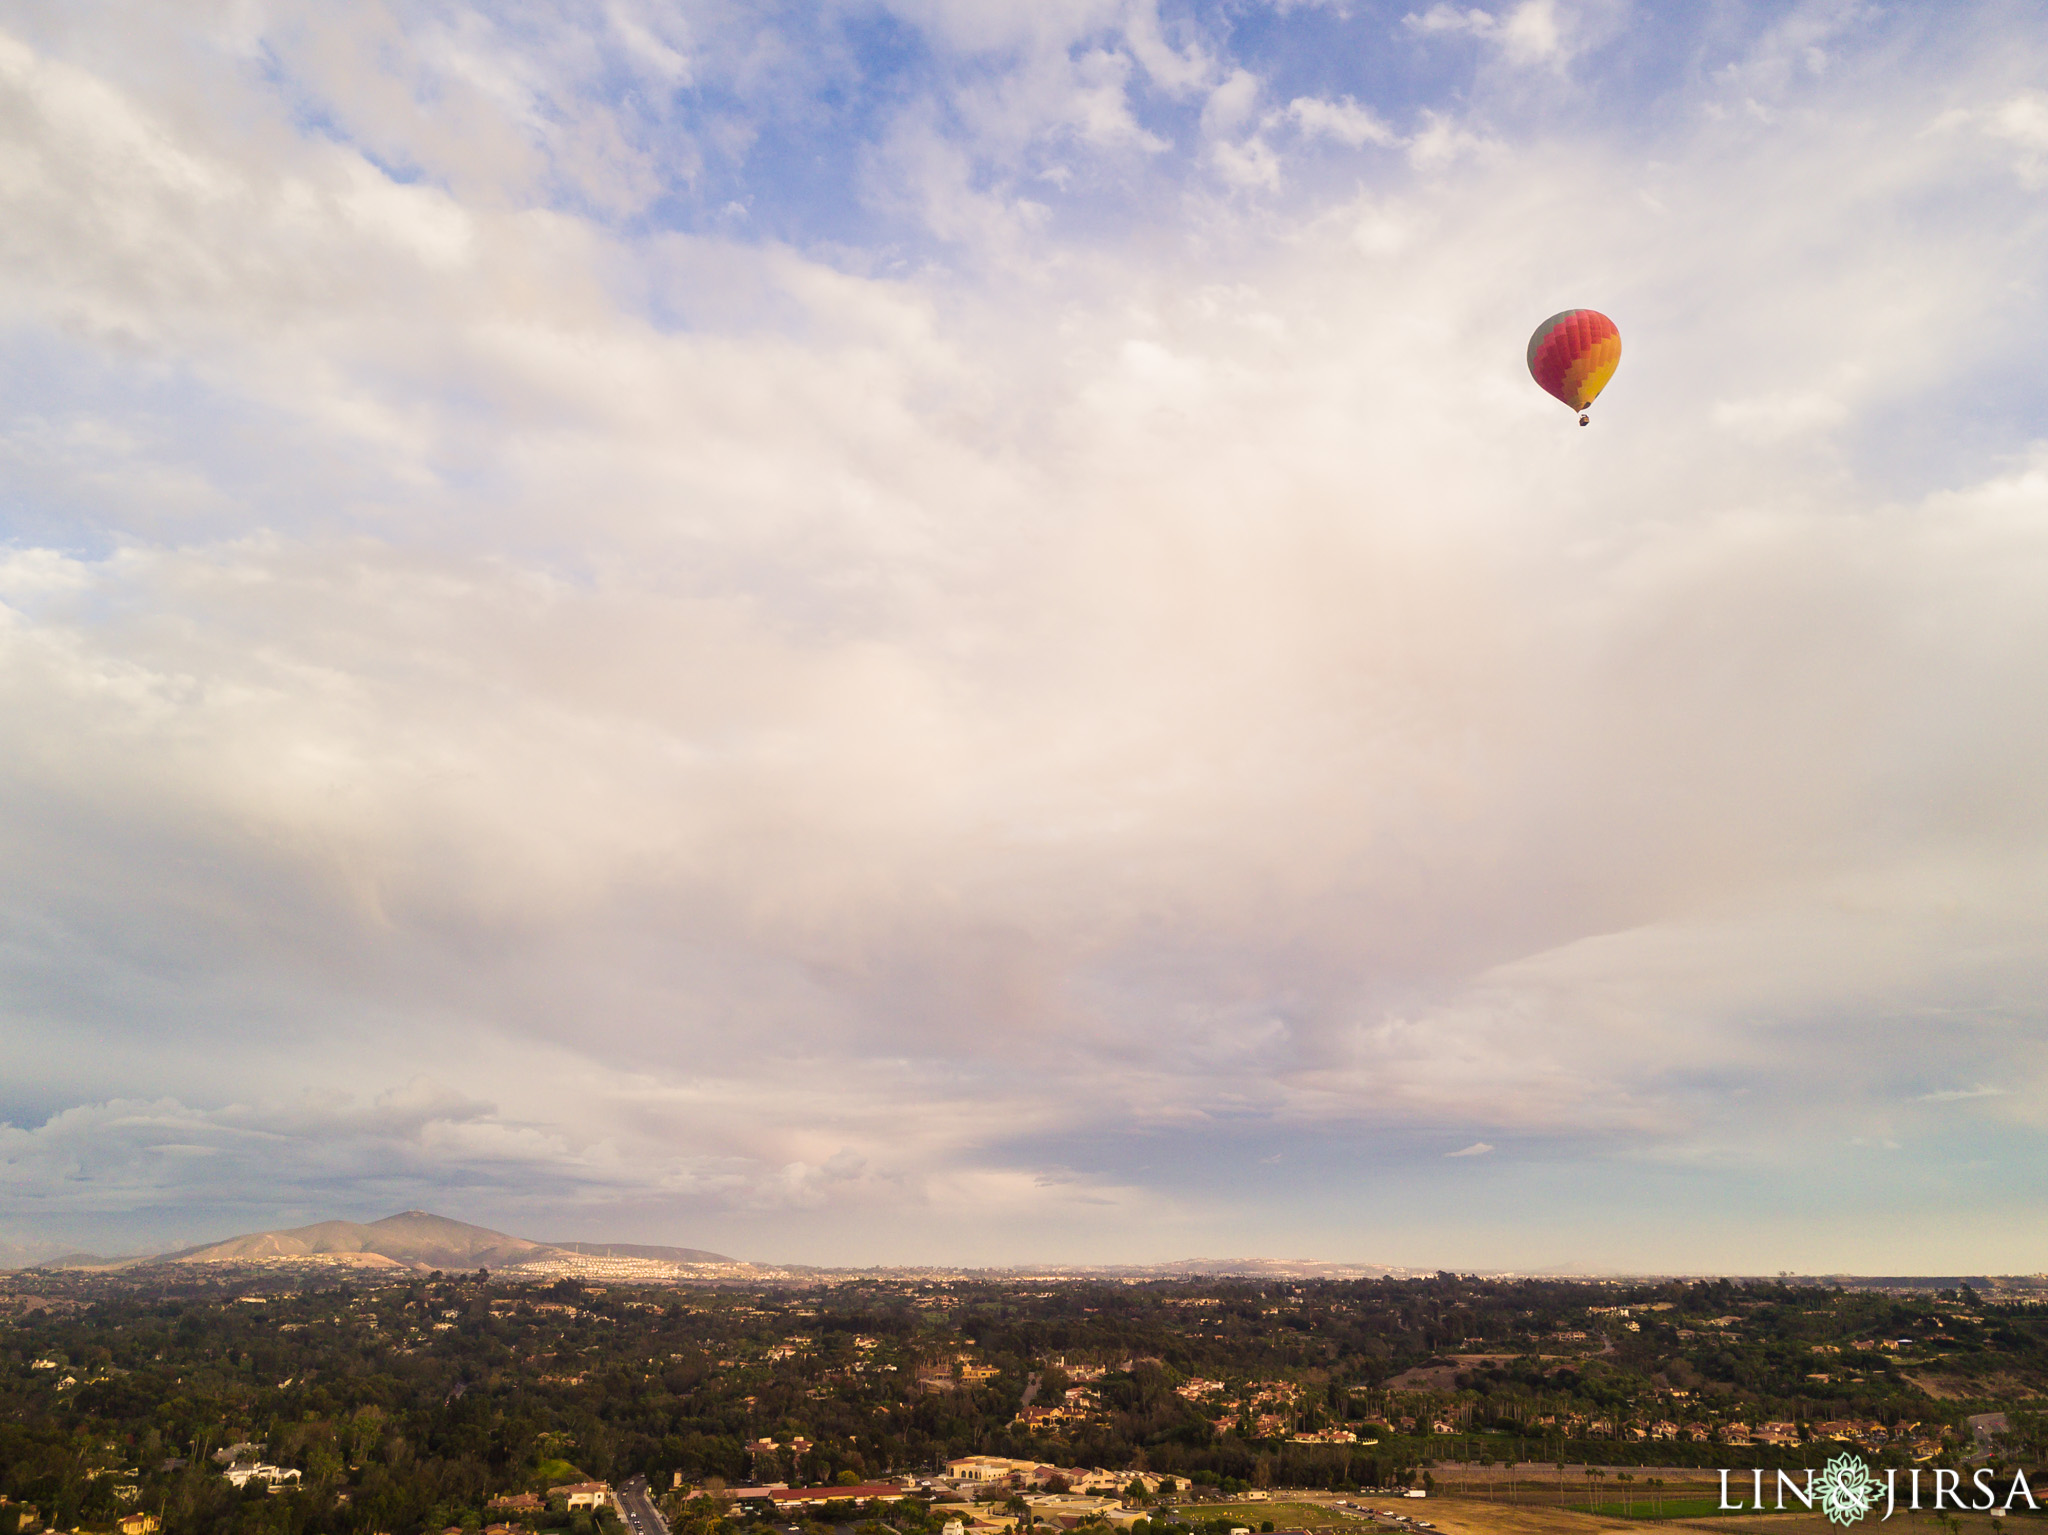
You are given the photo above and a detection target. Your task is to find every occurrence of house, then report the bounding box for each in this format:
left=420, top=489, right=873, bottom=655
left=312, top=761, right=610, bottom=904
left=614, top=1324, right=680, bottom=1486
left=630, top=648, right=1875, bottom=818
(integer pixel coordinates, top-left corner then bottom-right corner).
left=486, top=1492, right=542, bottom=1513
left=551, top=1482, right=616, bottom=1511
left=117, top=1515, right=160, bottom=1535
left=223, top=1462, right=302, bottom=1490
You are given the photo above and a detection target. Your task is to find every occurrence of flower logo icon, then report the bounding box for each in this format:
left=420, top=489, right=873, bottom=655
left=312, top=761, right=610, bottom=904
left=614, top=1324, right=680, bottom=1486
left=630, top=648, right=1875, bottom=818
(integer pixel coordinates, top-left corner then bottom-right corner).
left=1815, top=1453, right=1884, bottom=1526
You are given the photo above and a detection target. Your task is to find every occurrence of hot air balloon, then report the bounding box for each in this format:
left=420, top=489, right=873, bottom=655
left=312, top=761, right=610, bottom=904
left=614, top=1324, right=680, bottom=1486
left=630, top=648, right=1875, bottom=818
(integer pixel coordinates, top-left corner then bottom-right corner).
left=1527, top=308, right=1620, bottom=425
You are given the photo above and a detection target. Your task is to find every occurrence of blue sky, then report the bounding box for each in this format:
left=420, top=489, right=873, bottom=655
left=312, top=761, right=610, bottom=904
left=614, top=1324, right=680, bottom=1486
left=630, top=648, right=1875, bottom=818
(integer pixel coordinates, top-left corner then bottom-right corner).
left=2, top=0, right=2047, bottom=1272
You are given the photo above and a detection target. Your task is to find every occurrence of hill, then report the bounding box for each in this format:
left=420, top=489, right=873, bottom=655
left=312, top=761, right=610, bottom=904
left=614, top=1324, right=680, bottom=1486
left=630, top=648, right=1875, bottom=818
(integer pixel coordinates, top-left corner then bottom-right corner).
left=157, top=1211, right=551, bottom=1271
left=541, top=1240, right=735, bottom=1265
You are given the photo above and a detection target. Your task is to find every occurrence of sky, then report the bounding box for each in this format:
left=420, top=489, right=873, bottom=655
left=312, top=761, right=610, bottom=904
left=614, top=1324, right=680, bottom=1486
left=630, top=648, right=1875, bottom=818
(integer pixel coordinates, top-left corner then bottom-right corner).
left=1, top=0, right=2047, bottom=1274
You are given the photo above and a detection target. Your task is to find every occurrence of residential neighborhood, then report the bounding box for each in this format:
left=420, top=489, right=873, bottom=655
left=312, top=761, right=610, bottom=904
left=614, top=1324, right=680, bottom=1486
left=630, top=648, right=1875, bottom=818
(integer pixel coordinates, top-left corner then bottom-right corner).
left=1, top=1267, right=2044, bottom=1534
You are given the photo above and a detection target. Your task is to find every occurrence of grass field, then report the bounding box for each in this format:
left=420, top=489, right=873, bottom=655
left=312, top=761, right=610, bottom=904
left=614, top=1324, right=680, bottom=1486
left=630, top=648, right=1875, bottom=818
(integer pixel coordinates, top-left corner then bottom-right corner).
left=1200, top=1502, right=1371, bottom=1529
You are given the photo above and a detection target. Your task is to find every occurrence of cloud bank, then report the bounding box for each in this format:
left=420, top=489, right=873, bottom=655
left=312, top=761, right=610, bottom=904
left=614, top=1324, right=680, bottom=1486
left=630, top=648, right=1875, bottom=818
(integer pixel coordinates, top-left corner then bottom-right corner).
left=1, top=0, right=2046, bottom=1270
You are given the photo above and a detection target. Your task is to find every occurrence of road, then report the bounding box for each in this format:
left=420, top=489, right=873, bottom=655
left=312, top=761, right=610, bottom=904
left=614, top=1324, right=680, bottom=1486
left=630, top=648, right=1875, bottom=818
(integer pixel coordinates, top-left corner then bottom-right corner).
left=617, top=1474, right=672, bottom=1535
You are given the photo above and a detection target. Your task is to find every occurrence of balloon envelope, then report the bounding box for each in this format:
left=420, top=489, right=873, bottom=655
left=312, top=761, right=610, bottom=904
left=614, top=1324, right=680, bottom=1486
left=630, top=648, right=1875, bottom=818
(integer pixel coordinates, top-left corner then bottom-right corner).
left=1527, top=309, right=1621, bottom=413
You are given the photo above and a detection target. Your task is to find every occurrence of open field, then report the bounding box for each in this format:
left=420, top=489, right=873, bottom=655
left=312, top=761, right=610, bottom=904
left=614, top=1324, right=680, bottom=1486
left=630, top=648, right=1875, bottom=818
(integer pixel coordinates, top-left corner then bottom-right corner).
left=1202, top=1503, right=1375, bottom=1529
left=1381, top=1499, right=2037, bottom=1535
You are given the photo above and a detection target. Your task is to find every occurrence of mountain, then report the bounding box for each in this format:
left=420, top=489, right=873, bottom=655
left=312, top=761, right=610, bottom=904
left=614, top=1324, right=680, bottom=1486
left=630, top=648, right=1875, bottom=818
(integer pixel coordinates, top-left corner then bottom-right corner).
left=158, top=1211, right=552, bottom=1271
left=543, top=1240, right=735, bottom=1265
left=18, top=1250, right=107, bottom=1270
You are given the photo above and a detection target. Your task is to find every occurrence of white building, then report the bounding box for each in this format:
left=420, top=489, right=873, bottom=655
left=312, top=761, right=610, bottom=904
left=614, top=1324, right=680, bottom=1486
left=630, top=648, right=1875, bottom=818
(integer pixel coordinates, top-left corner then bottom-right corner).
left=223, top=1462, right=302, bottom=1490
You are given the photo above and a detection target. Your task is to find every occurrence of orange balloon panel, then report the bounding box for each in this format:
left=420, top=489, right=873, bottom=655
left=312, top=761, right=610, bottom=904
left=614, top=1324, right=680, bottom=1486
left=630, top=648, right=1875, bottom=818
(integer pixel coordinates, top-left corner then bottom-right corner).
left=1527, top=309, right=1621, bottom=412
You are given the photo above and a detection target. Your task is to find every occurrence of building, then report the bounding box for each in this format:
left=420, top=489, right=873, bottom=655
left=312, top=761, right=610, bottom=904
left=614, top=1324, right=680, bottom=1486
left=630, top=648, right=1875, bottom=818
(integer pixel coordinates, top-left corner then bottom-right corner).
left=765, top=1485, right=907, bottom=1509
left=1025, top=1494, right=1123, bottom=1522
left=949, top=1457, right=1045, bottom=1484
left=551, top=1482, right=616, bottom=1511
left=223, top=1462, right=302, bottom=1490
left=486, top=1492, right=542, bottom=1514
left=117, top=1515, right=159, bottom=1535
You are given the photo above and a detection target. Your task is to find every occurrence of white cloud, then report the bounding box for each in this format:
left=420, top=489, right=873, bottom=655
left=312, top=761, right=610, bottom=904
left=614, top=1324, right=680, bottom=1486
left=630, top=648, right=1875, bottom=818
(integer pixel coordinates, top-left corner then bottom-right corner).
left=1990, top=92, right=2048, bottom=151
left=1202, top=67, right=1263, bottom=139
left=1446, top=1142, right=1495, bottom=1158
left=1211, top=134, right=1282, bottom=190
left=1986, top=91, right=2048, bottom=186
left=1119, top=1, right=1217, bottom=96
left=1281, top=95, right=1399, bottom=148
left=1406, top=108, right=1503, bottom=168
left=1404, top=1, right=1566, bottom=67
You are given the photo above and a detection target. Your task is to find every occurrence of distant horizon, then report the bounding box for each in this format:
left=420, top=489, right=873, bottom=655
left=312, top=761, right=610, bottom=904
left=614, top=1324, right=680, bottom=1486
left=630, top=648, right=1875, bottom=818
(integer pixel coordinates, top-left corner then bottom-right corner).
left=4, top=1205, right=2043, bottom=1285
